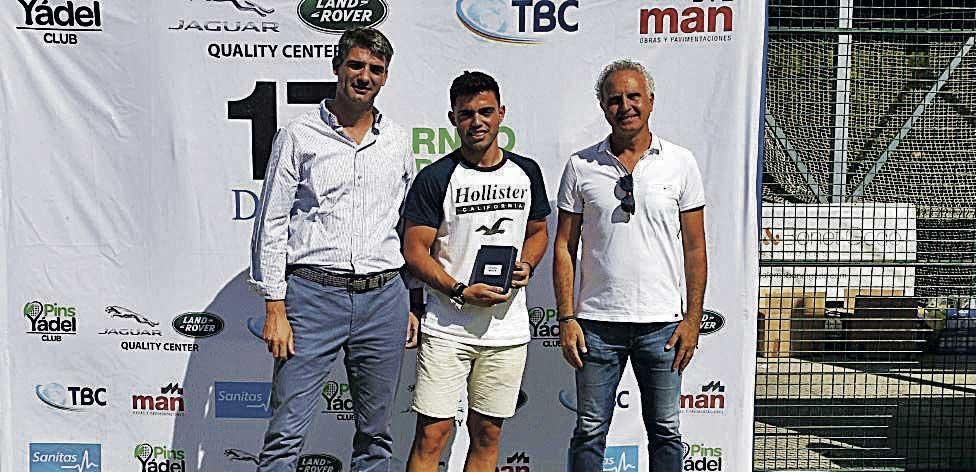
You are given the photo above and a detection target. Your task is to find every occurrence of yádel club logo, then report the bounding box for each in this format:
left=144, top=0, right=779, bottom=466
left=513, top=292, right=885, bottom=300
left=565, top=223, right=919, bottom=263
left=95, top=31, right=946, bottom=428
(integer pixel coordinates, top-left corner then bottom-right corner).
left=133, top=444, right=185, bottom=472
left=16, top=0, right=103, bottom=46
left=24, top=300, right=77, bottom=342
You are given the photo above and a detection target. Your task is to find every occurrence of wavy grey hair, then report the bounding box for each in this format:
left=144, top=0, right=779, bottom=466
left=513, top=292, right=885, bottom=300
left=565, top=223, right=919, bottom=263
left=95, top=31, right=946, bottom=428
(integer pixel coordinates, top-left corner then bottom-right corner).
left=595, top=59, right=655, bottom=104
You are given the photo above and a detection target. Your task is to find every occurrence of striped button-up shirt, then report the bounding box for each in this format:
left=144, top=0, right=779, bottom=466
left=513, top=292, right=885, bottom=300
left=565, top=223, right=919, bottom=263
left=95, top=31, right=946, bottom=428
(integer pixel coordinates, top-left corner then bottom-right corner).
left=249, top=100, right=415, bottom=300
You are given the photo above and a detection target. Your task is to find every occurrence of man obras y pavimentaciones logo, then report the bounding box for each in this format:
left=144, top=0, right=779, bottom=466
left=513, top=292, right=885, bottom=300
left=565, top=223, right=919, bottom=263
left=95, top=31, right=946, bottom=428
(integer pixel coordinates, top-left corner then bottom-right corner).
left=297, top=0, right=388, bottom=34
left=25, top=300, right=77, bottom=342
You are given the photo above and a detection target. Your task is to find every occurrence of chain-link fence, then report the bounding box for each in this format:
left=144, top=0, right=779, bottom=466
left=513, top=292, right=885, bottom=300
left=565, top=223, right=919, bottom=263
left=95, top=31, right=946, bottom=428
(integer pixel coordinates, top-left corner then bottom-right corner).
left=756, top=2, right=976, bottom=470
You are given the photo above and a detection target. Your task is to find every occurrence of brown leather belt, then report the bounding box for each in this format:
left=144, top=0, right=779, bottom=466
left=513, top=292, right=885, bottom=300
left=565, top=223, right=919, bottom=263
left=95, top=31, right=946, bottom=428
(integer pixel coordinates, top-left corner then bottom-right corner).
left=288, top=266, right=400, bottom=293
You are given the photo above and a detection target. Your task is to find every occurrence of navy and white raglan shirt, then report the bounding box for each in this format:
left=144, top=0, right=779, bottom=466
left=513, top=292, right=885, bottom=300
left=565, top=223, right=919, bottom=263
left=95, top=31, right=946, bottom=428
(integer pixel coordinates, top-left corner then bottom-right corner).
left=403, top=149, right=551, bottom=346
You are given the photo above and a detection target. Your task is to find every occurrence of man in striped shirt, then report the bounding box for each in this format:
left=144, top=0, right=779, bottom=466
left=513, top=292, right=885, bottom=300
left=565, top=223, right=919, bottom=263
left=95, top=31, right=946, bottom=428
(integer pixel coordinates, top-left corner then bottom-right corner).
left=248, top=27, right=418, bottom=472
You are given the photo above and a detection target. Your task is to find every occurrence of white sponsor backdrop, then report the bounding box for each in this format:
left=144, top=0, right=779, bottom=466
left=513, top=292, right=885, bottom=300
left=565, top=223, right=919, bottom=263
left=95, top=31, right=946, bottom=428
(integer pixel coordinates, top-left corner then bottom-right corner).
left=0, top=1, right=763, bottom=470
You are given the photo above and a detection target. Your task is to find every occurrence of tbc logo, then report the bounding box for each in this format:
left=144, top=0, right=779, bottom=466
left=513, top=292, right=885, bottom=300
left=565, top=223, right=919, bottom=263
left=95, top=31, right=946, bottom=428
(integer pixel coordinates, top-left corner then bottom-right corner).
left=30, top=443, right=101, bottom=472
left=134, top=444, right=185, bottom=472
left=36, top=383, right=107, bottom=411
left=297, top=0, right=389, bottom=34
left=603, top=445, right=638, bottom=472
left=214, top=381, right=272, bottom=418
left=456, top=0, right=578, bottom=44
left=24, top=300, right=77, bottom=342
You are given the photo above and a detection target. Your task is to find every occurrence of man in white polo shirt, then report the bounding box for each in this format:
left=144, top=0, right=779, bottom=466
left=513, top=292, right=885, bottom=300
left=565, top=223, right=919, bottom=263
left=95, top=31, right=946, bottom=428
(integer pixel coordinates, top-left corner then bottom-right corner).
left=553, top=59, right=708, bottom=471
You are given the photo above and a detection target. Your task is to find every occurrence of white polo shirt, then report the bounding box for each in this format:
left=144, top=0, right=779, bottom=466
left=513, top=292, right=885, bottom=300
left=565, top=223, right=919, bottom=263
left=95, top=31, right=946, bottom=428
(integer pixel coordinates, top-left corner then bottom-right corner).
left=556, top=134, right=705, bottom=323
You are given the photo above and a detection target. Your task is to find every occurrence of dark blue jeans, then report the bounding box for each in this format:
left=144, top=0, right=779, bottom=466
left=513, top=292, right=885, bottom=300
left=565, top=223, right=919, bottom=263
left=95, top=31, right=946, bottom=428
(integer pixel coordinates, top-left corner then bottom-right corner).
left=257, top=274, right=408, bottom=472
left=568, top=320, right=683, bottom=472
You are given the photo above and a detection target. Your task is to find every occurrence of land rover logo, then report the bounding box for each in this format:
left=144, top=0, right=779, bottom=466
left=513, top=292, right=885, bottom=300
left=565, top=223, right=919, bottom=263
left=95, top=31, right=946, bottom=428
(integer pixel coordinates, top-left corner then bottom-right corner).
left=296, top=453, right=343, bottom=472
left=296, top=0, right=388, bottom=34
left=172, top=312, right=224, bottom=338
left=699, top=310, right=725, bottom=335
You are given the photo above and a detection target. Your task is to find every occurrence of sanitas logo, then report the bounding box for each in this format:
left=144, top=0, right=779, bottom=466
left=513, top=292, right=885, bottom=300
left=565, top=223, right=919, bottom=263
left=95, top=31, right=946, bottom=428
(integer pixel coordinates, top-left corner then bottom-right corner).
left=172, top=312, right=224, bottom=338
left=682, top=442, right=723, bottom=471
left=321, top=379, right=354, bottom=421
left=30, top=443, right=101, bottom=472
left=132, top=383, right=185, bottom=416
left=528, top=306, right=560, bottom=348
left=495, top=451, right=530, bottom=472
left=680, top=380, right=726, bottom=415
left=214, top=381, right=272, bottom=418
left=35, top=383, right=107, bottom=411
left=297, top=0, right=388, bottom=34
left=16, top=0, right=102, bottom=45
left=603, top=445, right=638, bottom=472
left=24, top=300, right=77, bottom=342
left=456, top=0, right=578, bottom=44
left=699, top=309, right=725, bottom=335
left=133, top=444, right=185, bottom=472
left=639, top=0, right=735, bottom=45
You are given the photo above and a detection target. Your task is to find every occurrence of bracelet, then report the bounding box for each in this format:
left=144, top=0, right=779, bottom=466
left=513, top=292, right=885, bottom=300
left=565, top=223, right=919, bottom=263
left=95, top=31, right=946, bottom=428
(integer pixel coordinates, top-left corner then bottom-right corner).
left=523, top=261, right=536, bottom=278
left=557, top=315, right=578, bottom=323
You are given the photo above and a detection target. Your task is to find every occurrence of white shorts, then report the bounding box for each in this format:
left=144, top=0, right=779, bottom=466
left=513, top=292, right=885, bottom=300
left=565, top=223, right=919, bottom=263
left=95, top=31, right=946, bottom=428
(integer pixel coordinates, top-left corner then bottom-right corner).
left=411, top=333, right=528, bottom=419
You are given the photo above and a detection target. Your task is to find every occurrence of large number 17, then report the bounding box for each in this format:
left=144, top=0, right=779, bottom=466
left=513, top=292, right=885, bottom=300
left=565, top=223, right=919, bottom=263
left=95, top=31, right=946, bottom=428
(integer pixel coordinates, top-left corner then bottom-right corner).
left=228, top=81, right=337, bottom=180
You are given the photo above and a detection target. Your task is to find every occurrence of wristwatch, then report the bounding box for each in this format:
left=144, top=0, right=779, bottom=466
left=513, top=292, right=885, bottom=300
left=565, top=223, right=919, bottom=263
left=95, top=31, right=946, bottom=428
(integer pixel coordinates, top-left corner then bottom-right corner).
left=450, top=281, right=468, bottom=307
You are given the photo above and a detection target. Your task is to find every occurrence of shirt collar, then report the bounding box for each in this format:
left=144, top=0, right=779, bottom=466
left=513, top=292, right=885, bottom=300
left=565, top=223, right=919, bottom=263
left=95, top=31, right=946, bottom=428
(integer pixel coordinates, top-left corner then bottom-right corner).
left=319, top=99, right=385, bottom=133
left=599, top=131, right=661, bottom=159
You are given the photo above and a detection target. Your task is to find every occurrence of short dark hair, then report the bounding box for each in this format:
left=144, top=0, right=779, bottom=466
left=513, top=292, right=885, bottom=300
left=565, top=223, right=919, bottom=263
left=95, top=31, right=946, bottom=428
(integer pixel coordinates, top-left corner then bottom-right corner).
left=449, top=71, right=501, bottom=107
left=333, top=27, right=394, bottom=69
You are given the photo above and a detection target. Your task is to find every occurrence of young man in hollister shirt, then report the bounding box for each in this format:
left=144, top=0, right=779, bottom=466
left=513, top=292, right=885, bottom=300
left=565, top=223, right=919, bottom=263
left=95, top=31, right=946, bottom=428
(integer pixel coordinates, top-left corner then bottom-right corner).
left=401, top=71, right=550, bottom=472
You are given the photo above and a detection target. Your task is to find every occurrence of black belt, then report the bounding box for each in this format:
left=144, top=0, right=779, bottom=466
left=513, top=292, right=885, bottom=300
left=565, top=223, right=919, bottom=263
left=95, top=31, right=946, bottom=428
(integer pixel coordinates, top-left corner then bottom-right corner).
left=289, top=266, right=400, bottom=293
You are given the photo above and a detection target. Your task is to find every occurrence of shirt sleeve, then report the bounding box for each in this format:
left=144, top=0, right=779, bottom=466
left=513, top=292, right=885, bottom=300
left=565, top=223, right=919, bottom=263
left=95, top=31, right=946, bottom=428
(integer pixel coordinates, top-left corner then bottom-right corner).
left=679, top=152, right=706, bottom=211
left=402, top=164, right=448, bottom=229
left=556, top=156, right=584, bottom=214
left=398, top=132, right=425, bottom=290
left=248, top=128, right=298, bottom=300
left=522, top=158, right=552, bottom=220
